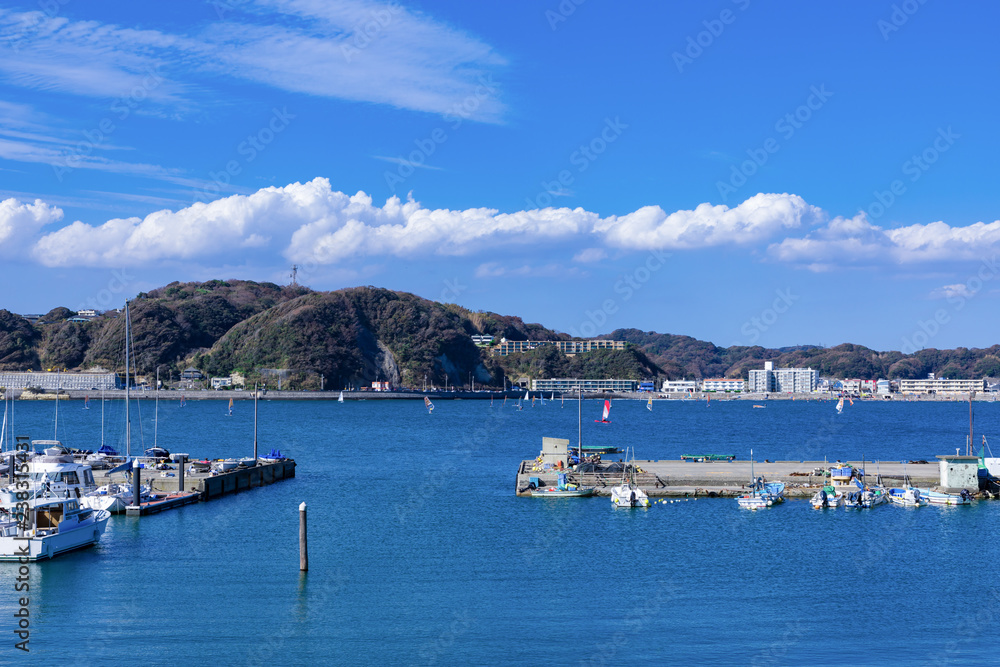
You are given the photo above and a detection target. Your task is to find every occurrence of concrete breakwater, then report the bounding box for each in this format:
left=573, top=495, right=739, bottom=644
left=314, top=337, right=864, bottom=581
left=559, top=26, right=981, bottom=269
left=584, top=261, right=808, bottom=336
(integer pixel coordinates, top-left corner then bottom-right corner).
left=93, top=458, right=296, bottom=500
left=515, top=459, right=948, bottom=498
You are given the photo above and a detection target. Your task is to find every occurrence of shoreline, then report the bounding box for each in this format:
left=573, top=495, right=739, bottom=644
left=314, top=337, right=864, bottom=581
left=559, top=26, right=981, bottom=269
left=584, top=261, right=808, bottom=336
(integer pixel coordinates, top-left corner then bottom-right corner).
left=5, top=389, right=997, bottom=401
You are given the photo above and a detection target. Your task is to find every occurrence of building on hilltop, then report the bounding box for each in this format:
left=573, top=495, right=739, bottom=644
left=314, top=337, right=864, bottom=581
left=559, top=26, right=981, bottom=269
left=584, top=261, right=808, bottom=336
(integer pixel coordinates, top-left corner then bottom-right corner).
left=493, top=338, right=625, bottom=357
left=470, top=335, right=495, bottom=347
left=749, top=361, right=818, bottom=393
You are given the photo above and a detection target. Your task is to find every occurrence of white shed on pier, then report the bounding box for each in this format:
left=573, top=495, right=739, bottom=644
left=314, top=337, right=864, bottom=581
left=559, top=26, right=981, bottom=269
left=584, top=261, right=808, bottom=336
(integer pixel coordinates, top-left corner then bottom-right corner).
left=936, top=454, right=979, bottom=491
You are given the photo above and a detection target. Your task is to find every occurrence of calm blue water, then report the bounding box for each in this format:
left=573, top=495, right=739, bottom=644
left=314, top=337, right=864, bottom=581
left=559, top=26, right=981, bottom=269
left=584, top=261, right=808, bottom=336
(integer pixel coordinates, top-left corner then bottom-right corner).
left=3, top=396, right=1000, bottom=665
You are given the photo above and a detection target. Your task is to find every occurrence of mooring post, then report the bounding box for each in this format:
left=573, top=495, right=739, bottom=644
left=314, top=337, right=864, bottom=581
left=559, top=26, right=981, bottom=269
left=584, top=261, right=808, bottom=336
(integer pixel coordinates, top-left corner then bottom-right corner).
left=132, top=459, right=141, bottom=507
left=299, top=502, right=308, bottom=572
left=176, top=454, right=186, bottom=493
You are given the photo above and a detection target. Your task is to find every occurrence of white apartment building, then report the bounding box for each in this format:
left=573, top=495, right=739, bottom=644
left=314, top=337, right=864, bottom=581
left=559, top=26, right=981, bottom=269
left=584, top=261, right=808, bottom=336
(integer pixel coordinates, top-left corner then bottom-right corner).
left=701, top=378, right=745, bottom=392
left=898, top=378, right=985, bottom=394
left=748, top=361, right=819, bottom=393
left=662, top=380, right=697, bottom=393
left=842, top=379, right=877, bottom=394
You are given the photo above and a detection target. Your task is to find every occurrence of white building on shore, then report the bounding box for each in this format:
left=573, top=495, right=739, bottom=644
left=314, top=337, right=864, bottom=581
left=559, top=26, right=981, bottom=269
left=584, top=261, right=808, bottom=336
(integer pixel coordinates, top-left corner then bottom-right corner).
left=531, top=378, right=638, bottom=393
left=0, top=370, right=120, bottom=391
left=749, top=361, right=819, bottom=393
left=898, top=377, right=985, bottom=394
left=662, top=380, right=697, bottom=393
left=701, top=378, right=745, bottom=392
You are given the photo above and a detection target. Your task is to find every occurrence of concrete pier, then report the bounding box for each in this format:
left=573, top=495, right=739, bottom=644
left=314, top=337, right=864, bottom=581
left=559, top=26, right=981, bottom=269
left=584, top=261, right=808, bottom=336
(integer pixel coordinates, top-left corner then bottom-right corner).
left=94, top=458, right=296, bottom=502
left=515, top=459, right=943, bottom=498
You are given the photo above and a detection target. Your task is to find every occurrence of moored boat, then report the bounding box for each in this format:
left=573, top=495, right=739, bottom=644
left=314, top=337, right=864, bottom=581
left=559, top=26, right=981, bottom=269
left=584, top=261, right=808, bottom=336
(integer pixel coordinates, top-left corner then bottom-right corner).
left=610, top=448, right=649, bottom=508
left=0, top=497, right=110, bottom=561
left=811, top=485, right=844, bottom=509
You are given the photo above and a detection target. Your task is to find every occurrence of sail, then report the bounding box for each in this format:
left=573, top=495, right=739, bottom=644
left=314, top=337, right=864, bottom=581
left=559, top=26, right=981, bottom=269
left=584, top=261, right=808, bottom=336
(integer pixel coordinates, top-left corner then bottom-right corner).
left=524, top=390, right=529, bottom=401
left=338, top=391, right=344, bottom=403
left=647, top=396, right=652, bottom=412
left=83, top=395, right=90, bottom=410
left=836, top=397, right=844, bottom=414
left=424, top=396, right=434, bottom=413
left=228, top=398, right=234, bottom=416
left=180, top=395, right=186, bottom=407
left=602, top=399, right=611, bottom=421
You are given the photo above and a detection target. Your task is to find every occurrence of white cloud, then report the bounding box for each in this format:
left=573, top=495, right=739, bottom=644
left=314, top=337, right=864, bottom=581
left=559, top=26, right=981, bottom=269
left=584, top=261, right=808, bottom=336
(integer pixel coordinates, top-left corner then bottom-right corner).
left=595, top=193, right=823, bottom=250
left=768, top=213, right=1000, bottom=268
left=572, top=248, right=607, bottom=263
left=475, top=262, right=578, bottom=279
left=929, top=284, right=973, bottom=300
left=0, top=3, right=505, bottom=121
left=0, top=198, right=63, bottom=257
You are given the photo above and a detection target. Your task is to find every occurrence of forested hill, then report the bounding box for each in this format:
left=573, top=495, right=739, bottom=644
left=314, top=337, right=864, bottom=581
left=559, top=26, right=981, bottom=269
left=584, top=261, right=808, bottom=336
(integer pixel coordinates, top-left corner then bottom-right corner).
left=1, top=281, right=999, bottom=388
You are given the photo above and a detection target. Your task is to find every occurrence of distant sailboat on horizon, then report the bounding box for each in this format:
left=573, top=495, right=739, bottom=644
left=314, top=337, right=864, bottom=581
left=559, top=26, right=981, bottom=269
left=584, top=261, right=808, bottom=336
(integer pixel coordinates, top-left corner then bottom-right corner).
left=836, top=396, right=844, bottom=414
left=227, top=398, right=234, bottom=417
left=424, top=396, right=434, bottom=414
left=83, top=395, right=90, bottom=410
left=338, top=391, right=344, bottom=403
left=180, top=395, right=186, bottom=407
left=647, top=395, right=652, bottom=412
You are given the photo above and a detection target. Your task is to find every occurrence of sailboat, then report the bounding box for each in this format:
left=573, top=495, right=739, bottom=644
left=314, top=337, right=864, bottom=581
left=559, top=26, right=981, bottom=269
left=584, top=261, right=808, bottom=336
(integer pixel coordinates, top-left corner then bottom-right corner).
left=647, top=395, right=653, bottom=412
left=83, top=395, right=90, bottom=410
left=595, top=399, right=611, bottom=423
left=610, top=447, right=650, bottom=508
left=179, top=395, right=186, bottom=408
left=737, top=449, right=785, bottom=509
left=424, top=396, right=434, bottom=414
left=338, top=391, right=344, bottom=403
left=227, top=398, right=234, bottom=417
left=835, top=396, right=844, bottom=414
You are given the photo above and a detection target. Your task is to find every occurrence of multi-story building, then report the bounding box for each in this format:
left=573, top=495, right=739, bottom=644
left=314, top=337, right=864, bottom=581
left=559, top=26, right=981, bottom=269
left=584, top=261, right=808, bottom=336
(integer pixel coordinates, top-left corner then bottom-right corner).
left=842, top=379, right=877, bottom=394
left=531, top=378, right=638, bottom=393
left=748, top=361, right=819, bottom=393
left=662, top=380, right=697, bottom=393
left=470, top=335, right=495, bottom=347
left=898, top=378, right=985, bottom=394
left=701, top=378, right=745, bottom=392
left=0, top=370, right=120, bottom=391
left=493, top=339, right=625, bottom=357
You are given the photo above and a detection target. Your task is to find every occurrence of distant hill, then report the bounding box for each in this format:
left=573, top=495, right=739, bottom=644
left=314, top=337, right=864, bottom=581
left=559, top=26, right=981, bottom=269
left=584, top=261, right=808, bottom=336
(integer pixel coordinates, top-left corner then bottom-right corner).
left=3, top=280, right=1000, bottom=388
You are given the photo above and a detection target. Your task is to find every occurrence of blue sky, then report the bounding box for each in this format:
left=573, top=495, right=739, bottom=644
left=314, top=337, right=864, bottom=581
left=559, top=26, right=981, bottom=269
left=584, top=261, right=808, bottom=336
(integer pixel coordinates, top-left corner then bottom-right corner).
left=1, top=0, right=999, bottom=352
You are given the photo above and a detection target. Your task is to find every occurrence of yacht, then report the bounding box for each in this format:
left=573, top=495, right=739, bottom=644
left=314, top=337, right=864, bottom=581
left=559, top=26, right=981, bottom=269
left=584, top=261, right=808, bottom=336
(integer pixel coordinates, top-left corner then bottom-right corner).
left=0, top=497, right=110, bottom=561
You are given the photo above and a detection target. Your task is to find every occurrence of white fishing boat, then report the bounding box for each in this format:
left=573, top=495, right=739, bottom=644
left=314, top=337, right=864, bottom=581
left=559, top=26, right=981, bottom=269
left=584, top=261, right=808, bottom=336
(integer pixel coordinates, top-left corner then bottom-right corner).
left=0, top=497, right=110, bottom=561
left=921, top=488, right=972, bottom=506
left=888, top=486, right=927, bottom=507
left=737, top=450, right=785, bottom=510
left=810, top=485, right=844, bottom=509
left=610, top=448, right=650, bottom=508
left=843, top=479, right=888, bottom=508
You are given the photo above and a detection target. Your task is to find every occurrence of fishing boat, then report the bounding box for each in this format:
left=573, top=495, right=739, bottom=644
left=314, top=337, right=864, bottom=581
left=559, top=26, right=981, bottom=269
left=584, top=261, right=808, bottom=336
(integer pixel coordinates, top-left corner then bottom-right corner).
left=843, top=479, right=888, bottom=508
left=887, top=486, right=927, bottom=507
left=610, top=447, right=650, bottom=508
left=530, top=472, right=594, bottom=497
left=0, top=497, right=110, bottom=561
left=424, top=396, right=434, bottom=414
left=810, top=485, right=844, bottom=509
left=737, top=450, right=784, bottom=510
left=921, top=489, right=972, bottom=506
left=595, top=399, right=612, bottom=424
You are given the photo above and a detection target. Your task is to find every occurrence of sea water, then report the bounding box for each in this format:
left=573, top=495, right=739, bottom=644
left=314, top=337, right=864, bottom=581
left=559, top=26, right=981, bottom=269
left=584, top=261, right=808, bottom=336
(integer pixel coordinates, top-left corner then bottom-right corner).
left=2, top=396, right=999, bottom=665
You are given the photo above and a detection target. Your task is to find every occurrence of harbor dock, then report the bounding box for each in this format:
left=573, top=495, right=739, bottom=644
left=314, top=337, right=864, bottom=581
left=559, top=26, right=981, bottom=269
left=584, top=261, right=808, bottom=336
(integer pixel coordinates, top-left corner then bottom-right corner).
left=94, top=458, right=296, bottom=506
left=515, top=459, right=943, bottom=498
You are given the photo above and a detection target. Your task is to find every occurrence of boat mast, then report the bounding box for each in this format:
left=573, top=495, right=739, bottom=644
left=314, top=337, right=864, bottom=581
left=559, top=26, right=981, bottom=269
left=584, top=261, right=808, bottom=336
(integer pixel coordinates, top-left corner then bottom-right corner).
left=578, top=385, right=582, bottom=452
left=125, top=300, right=131, bottom=460
left=54, top=369, right=59, bottom=440
left=101, top=386, right=105, bottom=450
left=253, top=381, right=258, bottom=461
left=968, top=393, right=973, bottom=456
left=154, top=367, right=159, bottom=448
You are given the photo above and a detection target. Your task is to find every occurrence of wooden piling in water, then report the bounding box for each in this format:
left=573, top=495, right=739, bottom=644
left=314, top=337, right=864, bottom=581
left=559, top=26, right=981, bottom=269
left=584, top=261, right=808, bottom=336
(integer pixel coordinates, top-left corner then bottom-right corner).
left=299, top=502, right=308, bottom=572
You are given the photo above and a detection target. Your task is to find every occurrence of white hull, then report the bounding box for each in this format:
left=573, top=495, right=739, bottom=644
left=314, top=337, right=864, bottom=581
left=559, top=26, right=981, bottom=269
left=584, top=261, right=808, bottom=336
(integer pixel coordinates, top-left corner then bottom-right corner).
left=611, top=485, right=650, bottom=508
left=888, top=489, right=928, bottom=507
left=80, top=493, right=128, bottom=514
left=925, top=492, right=972, bottom=506
left=0, top=508, right=110, bottom=561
